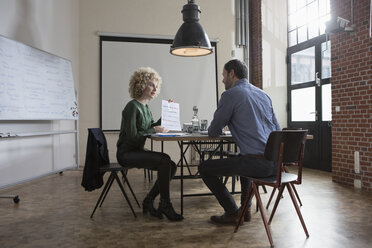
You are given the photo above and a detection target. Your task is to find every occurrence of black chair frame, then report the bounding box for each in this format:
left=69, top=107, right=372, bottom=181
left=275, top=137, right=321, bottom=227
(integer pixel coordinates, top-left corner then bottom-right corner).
left=85, top=128, right=140, bottom=219
left=90, top=164, right=140, bottom=218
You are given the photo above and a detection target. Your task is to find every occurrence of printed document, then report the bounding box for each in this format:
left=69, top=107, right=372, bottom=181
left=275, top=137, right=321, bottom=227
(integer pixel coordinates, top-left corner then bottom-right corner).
left=161, top=100, right=181, bottom=131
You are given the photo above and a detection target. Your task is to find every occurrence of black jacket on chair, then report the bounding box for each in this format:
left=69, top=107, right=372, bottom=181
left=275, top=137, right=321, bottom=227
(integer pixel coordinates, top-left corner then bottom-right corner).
left=81, top=128, right=109, bottom=191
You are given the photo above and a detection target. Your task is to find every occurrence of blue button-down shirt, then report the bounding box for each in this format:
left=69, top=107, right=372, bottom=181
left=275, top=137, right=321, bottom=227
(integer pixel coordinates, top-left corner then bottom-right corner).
left=208, top=79, right=280, bottom=155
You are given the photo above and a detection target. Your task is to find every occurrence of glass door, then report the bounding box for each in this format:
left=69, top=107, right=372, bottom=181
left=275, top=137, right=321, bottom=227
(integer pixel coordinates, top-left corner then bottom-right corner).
left=287, top=35, right=332, bottom=171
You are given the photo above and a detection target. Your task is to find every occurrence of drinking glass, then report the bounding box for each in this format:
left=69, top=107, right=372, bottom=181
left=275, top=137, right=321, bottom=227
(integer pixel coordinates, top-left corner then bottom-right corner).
left=200, top=120, right=208, bottom=131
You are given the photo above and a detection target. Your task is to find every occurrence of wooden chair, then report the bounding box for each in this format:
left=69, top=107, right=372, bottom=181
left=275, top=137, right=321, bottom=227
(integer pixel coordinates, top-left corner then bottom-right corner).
left=84, top=128, right=140, bottom=218
left=266, top=128, right=303, bottom=209
left=234, top=130, right=309, bottom=247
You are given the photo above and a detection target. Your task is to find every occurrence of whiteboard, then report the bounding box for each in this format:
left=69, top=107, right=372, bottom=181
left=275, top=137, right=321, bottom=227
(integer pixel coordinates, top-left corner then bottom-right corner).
left=101, top=36, right=218, bottom=131
left=0, top=35, right=78, bottom=120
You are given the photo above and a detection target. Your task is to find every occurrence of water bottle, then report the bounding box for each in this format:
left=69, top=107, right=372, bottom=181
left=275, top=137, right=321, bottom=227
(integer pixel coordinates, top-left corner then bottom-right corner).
left=191, top=106, right=200, bottom=132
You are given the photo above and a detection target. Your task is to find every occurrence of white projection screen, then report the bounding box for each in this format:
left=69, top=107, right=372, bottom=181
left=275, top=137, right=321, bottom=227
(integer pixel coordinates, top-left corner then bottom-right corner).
left=100, top=36, right=218, bottom=131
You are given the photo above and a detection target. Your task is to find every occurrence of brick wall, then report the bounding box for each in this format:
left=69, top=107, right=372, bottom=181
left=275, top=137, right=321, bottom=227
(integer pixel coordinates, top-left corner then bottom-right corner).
left=250, top=0, right=263, bottom=89
left=330, top=0, right=372, bottom=190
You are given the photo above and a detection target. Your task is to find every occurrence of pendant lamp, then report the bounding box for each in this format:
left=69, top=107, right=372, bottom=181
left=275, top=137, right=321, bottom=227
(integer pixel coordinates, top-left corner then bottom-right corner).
left=170, top=0, right=213, bottom=57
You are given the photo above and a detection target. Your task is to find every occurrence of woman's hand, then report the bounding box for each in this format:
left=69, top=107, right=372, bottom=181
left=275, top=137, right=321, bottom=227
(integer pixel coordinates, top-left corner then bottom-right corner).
left=154, top=126, right=169, bottom=133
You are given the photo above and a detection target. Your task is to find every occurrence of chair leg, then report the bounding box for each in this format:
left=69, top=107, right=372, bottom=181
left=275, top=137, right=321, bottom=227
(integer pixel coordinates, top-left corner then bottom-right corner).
left=256, top=185, right=259, bottom=212
left=231, top=176, right=236, bottom=193
left=267, top=185, right=302, bottom=209
left=254, top=185, right=268, bottom=212
left=266, top=187, right=276, bottom=209
left=113, top=172, right=137, bottom=218
left=121, top=168, right=128, bottom=183
left=268, top=185, right=286, bottom=225
left=91, top=173, right=114, bottom=218
left=253, top=184, right=274, bottom=247
left=262, top=185, right=267, bottom=193
left=290, top=183, right=303, bottom=206
left=286, top=184, right=309, bottom=237
left=144, top=169, right=152, bottom=183
left=99, top=173, right=115, bottom=207
left=235, top=183, right=274, bottom=247
left=223, top=176, right=229, bottom=185
left=121, top=170, right=141, bottom=208
left=255, top=184, right=264, bottom=212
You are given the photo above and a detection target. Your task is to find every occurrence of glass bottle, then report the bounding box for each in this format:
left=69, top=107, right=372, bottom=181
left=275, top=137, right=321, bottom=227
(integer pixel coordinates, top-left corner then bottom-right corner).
left=191, top=106, right=200, bottom=132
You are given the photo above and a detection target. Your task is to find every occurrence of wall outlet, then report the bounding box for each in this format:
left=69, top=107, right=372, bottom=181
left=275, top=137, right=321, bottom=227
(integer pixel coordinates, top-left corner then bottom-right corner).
left=354, top=179, right=362, bottom=189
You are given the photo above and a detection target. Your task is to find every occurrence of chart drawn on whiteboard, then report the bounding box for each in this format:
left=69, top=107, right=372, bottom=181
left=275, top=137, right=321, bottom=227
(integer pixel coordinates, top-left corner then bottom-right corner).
left=0, top=35, right=78, bottom=120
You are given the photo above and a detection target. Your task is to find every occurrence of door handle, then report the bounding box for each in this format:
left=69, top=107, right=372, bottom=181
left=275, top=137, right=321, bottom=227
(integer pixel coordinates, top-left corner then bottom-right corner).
left=310, top=110, right=318, bottom=121
left=315, top=72, right=320, bottom=87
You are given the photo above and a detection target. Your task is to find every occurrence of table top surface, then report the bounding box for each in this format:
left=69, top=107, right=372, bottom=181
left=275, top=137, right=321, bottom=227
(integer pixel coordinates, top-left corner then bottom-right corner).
left=149, top=132, right=234, bottom=141
left=148, top=132, right=314, bottom=142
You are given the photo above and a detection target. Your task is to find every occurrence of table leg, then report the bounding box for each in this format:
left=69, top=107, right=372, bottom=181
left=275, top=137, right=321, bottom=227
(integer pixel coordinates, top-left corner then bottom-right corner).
left=179, top=140, right=184, bottom=215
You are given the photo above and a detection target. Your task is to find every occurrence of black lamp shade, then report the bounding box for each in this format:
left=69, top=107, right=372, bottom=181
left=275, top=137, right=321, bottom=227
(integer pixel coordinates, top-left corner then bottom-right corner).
left=170, top=1, right=213, bottom=57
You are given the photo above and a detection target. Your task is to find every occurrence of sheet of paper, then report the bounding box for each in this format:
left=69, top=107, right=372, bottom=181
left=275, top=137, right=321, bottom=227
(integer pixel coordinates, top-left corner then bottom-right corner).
left=161, top=100, right=181, bottom=131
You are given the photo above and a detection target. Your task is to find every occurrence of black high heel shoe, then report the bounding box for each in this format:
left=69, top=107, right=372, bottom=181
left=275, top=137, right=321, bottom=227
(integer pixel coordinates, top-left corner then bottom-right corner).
left=157, top=199, right=184, bottom=221
left=142, top=197, right=158, bottom=217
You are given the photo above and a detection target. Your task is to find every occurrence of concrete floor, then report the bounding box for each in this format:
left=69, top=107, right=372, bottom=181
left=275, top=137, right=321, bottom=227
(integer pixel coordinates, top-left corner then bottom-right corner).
left=1, top=167, right=372, bottom=248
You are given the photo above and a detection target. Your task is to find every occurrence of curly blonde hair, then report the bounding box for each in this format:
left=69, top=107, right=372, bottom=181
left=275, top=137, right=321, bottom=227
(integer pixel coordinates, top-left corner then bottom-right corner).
left=128, top=67, right=162, bottom=99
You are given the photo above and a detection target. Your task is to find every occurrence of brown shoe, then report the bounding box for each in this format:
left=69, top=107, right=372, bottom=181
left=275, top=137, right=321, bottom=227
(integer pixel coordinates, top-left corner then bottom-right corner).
left=210, top=211, right=240, bottom=225
left=239, top=207, right=251, bottom=222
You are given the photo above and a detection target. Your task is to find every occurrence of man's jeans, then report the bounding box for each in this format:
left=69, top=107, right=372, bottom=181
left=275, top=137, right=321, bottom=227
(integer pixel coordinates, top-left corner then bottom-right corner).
left=198, top=155, right=275, bottom=214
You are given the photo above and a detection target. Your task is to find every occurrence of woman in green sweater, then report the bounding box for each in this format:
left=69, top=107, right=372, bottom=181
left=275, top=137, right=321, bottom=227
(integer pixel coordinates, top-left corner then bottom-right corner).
left=116, top=67, right=183, bottom=221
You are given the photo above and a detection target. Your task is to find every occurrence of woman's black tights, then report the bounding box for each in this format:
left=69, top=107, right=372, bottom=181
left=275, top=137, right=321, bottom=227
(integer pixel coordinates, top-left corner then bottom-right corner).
left=117, top=149, right=177, bottom=200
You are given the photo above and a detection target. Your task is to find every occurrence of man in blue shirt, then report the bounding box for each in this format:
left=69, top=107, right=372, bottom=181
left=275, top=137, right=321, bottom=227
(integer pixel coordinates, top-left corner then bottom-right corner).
left=198, top=59, right=280, bottom=224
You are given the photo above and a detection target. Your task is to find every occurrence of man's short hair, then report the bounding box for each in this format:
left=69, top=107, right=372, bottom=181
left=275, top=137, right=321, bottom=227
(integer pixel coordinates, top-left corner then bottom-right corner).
left=224, top=59, right=248, bottom=79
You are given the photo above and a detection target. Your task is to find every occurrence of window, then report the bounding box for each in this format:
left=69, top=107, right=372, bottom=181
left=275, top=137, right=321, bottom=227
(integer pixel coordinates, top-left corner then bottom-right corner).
left=287, top=0, right=331, bottom=47
left=291, top=87, right=316, bottom=121
left=291, top=46, right=315, bottom=85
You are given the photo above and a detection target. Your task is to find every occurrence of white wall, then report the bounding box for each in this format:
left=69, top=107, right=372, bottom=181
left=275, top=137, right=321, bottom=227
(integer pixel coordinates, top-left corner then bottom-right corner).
left=0, top=0, right=79, bottom=73
left=0, top=0, right=79, bottom=188
left=262, top=0, right=288, bottom=128
left=78, top=0, right=243, bottom=164
left=0, top=0, right=289, bottom=180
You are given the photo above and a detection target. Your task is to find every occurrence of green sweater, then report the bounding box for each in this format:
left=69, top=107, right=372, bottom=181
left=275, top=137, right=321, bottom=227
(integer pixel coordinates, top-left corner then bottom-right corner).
left=117, top=99, right=160, bottom=152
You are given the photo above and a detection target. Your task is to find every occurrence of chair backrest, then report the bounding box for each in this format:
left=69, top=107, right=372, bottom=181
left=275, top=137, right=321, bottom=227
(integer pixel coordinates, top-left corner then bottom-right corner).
left=88, top=128, right=110, bottom=165
left=264, top=130, right=308, bottom=184
left=264, top=130, right=307, bottom=163
left=282, top=127, right=302, bottom=131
